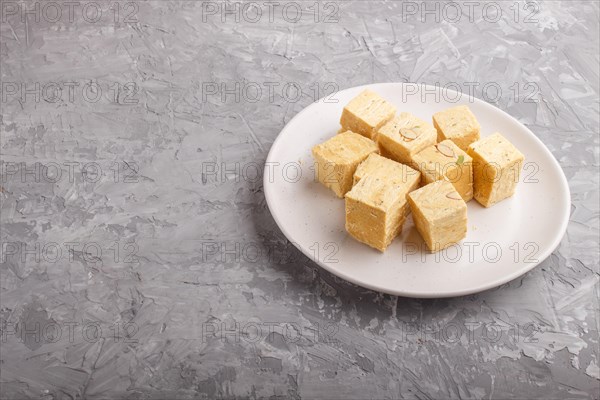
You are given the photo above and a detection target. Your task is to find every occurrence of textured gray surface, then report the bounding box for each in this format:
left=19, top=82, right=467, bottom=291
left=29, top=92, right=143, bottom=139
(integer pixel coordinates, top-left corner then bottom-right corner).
left=1, top=1, right=599, bottom=399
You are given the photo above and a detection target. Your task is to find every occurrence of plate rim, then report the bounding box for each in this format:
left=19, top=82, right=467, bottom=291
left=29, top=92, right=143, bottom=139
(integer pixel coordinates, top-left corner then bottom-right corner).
left=263, top=82, right=571, bottom=298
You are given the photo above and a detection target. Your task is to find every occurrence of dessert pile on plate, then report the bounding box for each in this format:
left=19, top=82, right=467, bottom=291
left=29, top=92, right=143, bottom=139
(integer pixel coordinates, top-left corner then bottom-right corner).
left=312, top=90, right=525, bottom=253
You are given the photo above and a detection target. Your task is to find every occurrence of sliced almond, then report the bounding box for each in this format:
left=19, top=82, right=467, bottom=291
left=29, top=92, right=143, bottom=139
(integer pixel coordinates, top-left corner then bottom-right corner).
left=399, top=128, right=418, bottom=141
left=436, top=143, right=455, bottom=158
left=446, top=192, right=462, bottom=200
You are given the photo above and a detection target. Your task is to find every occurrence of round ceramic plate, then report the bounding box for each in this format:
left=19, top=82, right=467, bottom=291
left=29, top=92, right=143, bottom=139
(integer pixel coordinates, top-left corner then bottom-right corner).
left=264, top=83, right=570, bottom=298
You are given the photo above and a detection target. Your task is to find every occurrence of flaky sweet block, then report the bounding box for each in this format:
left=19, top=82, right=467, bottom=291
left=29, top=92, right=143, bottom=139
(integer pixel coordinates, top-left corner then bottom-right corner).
left=340, top=90, right=396, bottom=139
left=377, top=112, right=437, bottom=165
left=312, top=130, right=379, bottom=198
left=412, top=140, right=473, bottom=201
left=353, top=153, right=421, bottom=186
left=467, top=132, right=524, bottom=207
left=345, top=161, right=420, bottom=252
left=433, top=105, right=481, bottom=151
left=408, top=180, right=468, bottom=252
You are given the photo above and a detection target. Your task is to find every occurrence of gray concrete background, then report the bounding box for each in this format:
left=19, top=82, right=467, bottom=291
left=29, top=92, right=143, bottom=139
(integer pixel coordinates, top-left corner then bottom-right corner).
left=1, top=1, right=599, bottom=399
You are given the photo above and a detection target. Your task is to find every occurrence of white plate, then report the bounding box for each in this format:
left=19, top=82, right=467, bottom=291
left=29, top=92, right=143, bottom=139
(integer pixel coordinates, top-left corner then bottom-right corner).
left=264, top=83, right=570, bottom=298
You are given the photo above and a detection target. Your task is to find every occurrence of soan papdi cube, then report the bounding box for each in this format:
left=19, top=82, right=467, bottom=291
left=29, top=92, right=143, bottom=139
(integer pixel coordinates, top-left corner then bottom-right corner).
left=467, top=132, right=525, bottom=207
left=433, top=105, right=481, bottom=151
left=340, top=90, right=396, bottom=139
left=312, top=131, right=378, bottom=198
left=408, top=180, right=468, bottom=252
left=412, top=140, right=473, bottom=201
left=345, top=162, right=420, bottom=252
left=353, top=153, right=421, bottom=186
left=377, top=112, right=437, bottom=164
